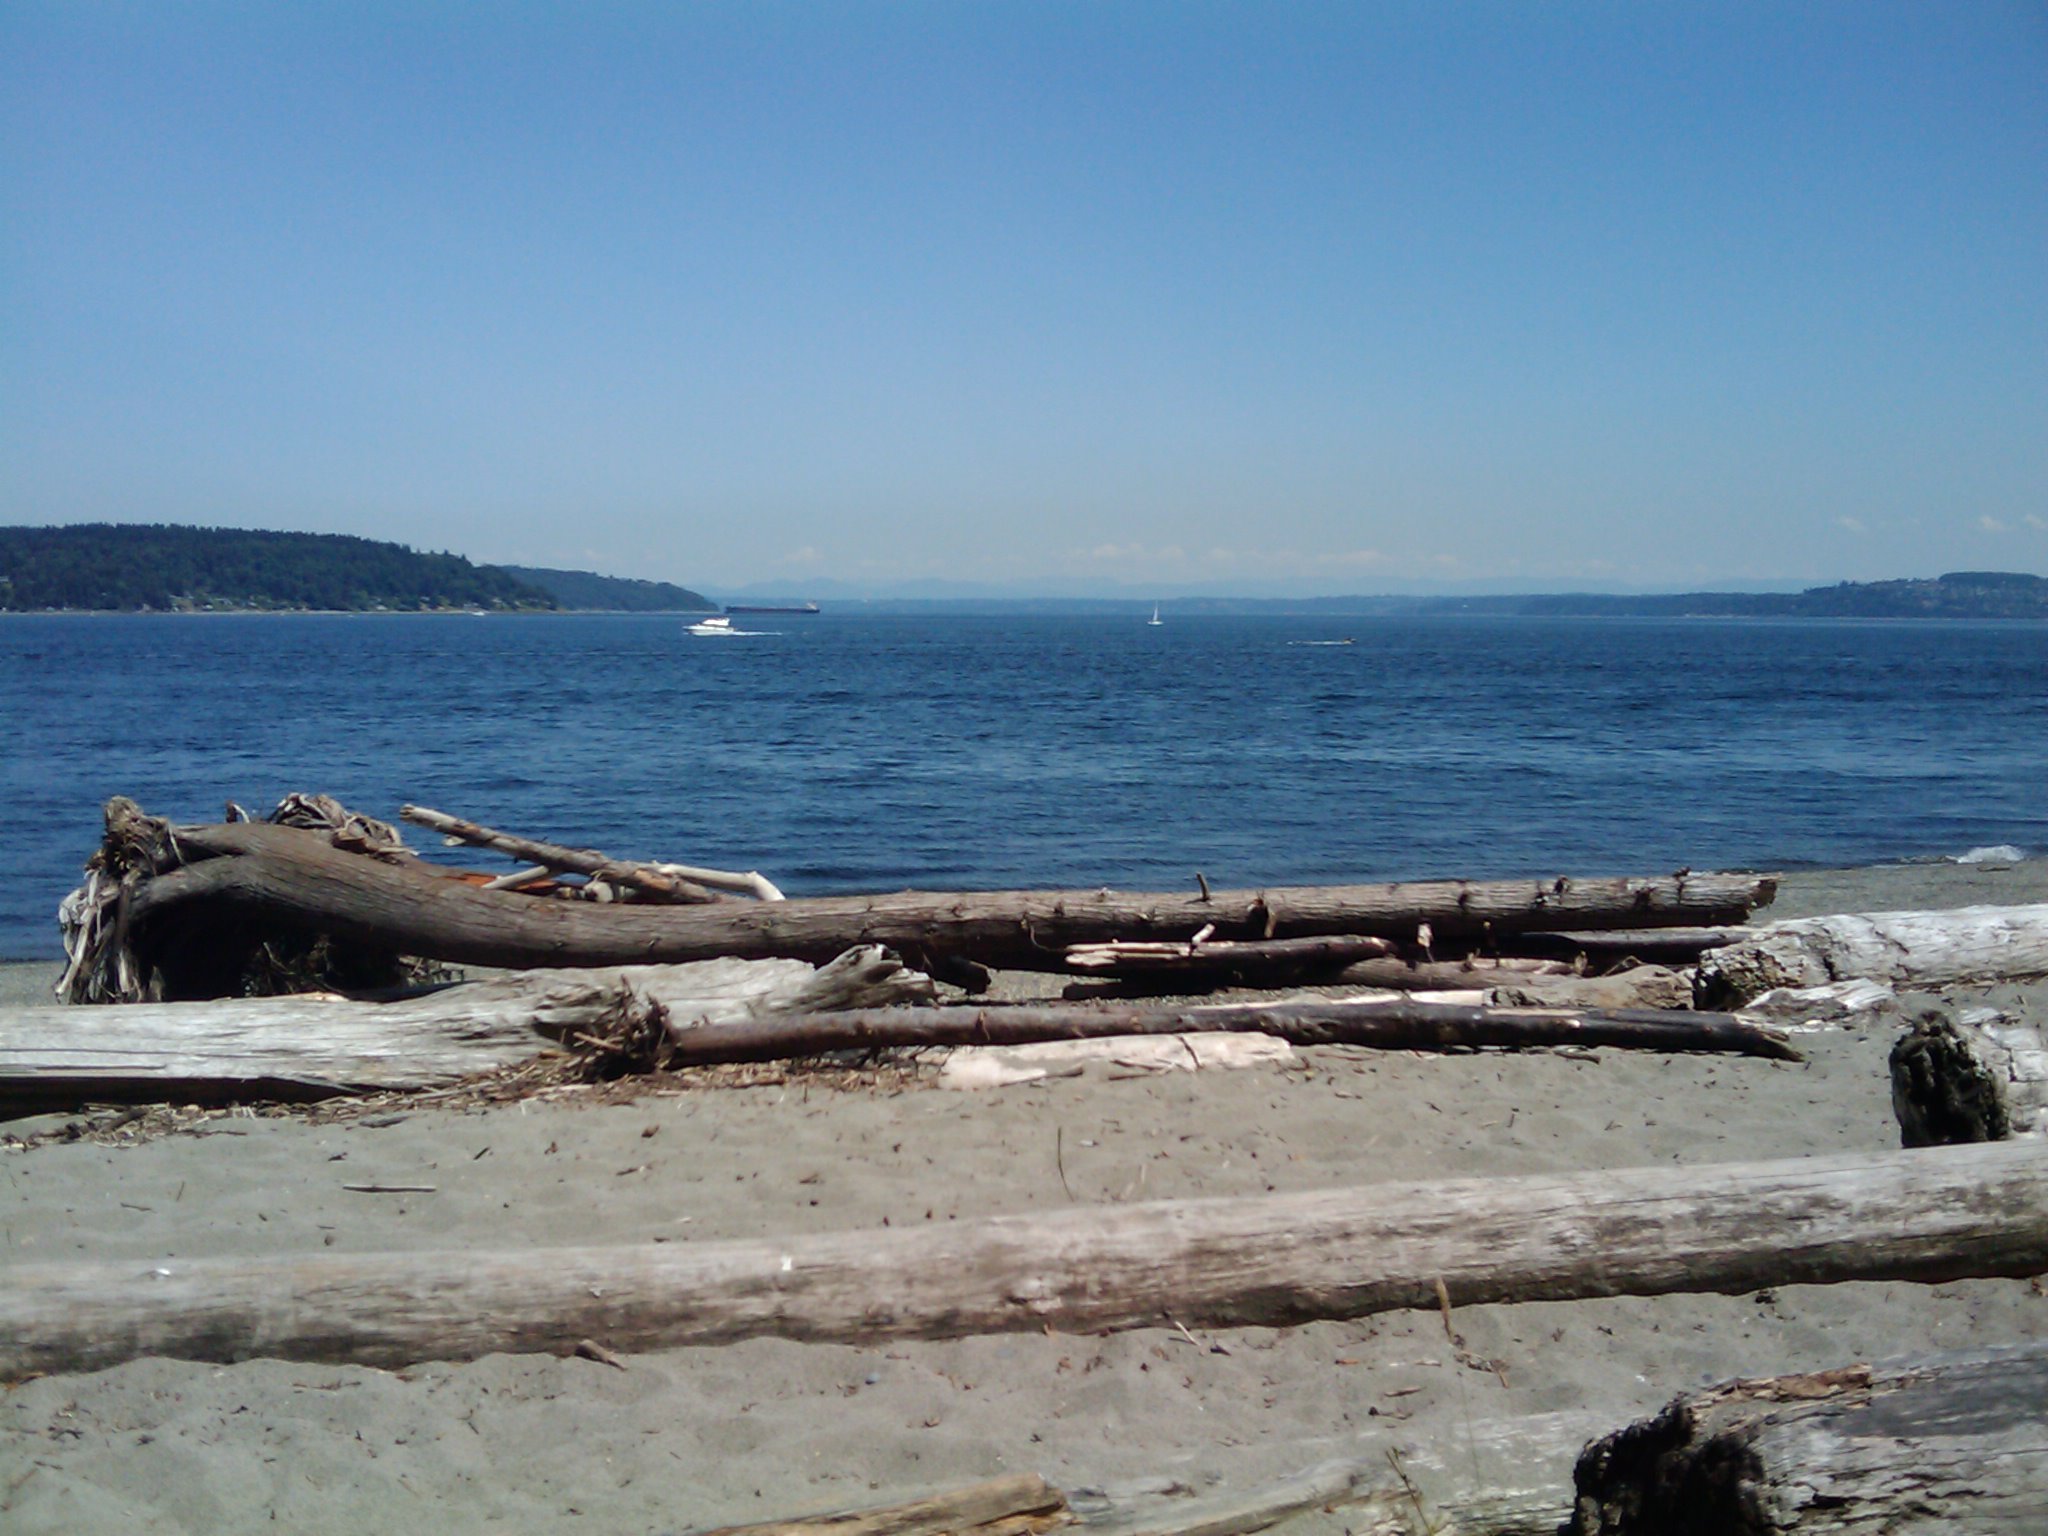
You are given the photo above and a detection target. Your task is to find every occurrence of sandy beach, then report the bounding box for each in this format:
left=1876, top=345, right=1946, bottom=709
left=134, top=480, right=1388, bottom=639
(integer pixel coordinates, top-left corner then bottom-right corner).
left=4, top=860, right=2046, bottom=1533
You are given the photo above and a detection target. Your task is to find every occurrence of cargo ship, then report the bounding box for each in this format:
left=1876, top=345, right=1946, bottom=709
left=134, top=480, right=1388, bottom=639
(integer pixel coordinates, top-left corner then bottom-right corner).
left=723, top=602, right=821, bottom=615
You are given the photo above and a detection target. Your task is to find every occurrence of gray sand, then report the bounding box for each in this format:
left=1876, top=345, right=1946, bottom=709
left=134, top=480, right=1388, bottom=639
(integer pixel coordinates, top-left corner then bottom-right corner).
left=4, top=862, right=2047, bottom=1533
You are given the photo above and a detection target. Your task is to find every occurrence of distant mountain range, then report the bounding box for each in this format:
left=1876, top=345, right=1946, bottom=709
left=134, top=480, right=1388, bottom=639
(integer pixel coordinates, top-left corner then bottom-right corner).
left=1, top=524, right=2041, bottom=619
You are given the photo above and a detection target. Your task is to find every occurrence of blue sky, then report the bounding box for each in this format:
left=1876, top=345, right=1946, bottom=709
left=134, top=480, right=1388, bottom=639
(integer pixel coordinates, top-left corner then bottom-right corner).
left=5, top=2, right=2044, bottom=595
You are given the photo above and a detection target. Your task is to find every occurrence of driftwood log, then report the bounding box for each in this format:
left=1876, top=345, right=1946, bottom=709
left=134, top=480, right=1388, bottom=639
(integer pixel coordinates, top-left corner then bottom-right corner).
left=1331, top=956, right=1570, bottom=991
left=1062, top=933, right=1396, bottom=986
left=1508, top=928, right=1755, bottom=965
left=698, top=1474, right=1072, bottom=1536
left=1697, top=905, right=2048, bottom=1006
left=660, top=996, right=1801, bottom=1066
left=2, top=948, right=932, bottom=1112
left=1891, top=1009, right=2048, bottom=1146
left=1567, top=1346, right=2048, bottom=1534
left=93, top=811, right=1777, bottom=989
left=399, top=804, right=785, bottom=903
left=4, top=1141, right=2040, bottom=1379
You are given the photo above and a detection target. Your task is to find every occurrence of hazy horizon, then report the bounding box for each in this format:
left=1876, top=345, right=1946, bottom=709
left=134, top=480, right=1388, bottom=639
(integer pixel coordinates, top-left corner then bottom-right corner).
left=7, top=5, right=2043, bottom=594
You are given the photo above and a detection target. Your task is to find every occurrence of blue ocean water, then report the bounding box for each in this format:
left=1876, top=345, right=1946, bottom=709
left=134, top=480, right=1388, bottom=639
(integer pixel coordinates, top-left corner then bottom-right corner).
left=1, top=611, right=2043, bottom=960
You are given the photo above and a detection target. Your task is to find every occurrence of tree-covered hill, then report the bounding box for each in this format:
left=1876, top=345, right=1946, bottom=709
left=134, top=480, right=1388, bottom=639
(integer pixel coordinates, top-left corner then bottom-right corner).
left=0, top=525, right=556, bottom=612
left=1410, top=572, right=2048, bottom=620
left=494, top=565, right=712, bottom=612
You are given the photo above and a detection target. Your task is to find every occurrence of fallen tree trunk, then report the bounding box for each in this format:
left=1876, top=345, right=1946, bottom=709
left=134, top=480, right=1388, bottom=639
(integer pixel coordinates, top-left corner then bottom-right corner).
left=6, top=1142, right=2041, bottom=1378
left=112, top=815, right=1778, bottom=981
left=1, top=948, right=931, bottom=1111
left=1331, top=956, right=1571, bottom=991
left=1697, top=905, right=2048, bottom=1007
left=1566, top=1346, right=2048, bottom=1534
left=659, top=996, right=1802, bottom=1065
left=1062, top=933, right=1396, bottom=985
left=1891, top=1011, right=2048, bottom=1146
left=1505, top=928, right=1755, bottom=965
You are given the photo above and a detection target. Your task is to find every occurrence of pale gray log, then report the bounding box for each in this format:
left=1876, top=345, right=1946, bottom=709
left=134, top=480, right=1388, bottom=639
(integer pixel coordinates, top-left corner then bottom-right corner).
left=1, top=947, right=931, bottom=1106
left=1566, top=1346, right=2048, bottom=1534
left=2, top=1142, right=2043, bottom=1379
left=1698, top=904, right=2048, bottom=1006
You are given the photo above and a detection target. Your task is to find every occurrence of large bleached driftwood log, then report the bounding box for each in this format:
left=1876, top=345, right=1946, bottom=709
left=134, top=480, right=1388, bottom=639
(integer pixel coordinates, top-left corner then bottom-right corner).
left=1891, top=1010, right=2048, bottom=1146
left=659, top=996, right=1802, bottom=1066
left=1697, top=904, right=2048, bottom=1006
left=1566, top=1346, right=2048, bottom=1534
left=101, top=813, right=1775, bottom=988
left=3, top=1142, right=2041, bottom=1378
left=1, top=948, right=931, bottom=1111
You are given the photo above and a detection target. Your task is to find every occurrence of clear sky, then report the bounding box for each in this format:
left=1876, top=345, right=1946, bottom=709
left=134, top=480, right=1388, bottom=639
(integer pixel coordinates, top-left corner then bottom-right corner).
left=5, top=2, right=2044, bottom=595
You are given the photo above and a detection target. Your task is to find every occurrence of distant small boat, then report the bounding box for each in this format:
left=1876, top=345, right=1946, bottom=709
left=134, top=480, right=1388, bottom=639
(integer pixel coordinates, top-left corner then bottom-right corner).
left=1147, top=604, right=1163, bottom=626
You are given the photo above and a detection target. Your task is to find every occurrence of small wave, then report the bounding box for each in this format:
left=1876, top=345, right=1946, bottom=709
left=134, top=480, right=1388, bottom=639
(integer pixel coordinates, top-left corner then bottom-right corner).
left=1950, top=844, right=2028, bottom=865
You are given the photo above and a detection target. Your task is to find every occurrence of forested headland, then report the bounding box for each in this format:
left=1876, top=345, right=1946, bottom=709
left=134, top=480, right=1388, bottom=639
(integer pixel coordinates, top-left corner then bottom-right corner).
left=496, top=566, right=712, bottom=612
left=1406, top=571, right=2048, bottom=620
left=0, top=525, right=555, bottom=613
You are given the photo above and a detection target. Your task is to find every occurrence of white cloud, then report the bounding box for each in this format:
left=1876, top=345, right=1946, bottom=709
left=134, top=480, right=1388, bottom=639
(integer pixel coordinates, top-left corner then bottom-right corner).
left=779, top=545, right=824, bottom=567
left=2026, top=514, right=2047, bottom=532
left=1978, top=516, right=2010, bottom=534
left=1835, top=516, right=1867, bottom=535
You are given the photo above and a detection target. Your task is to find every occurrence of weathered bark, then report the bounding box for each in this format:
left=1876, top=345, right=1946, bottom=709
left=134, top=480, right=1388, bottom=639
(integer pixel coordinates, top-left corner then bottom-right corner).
left=698, top=1474, right=1070, bottom=1536
left=1, top=948, right=932, bottom=1111
left=660, top=996, right=1802, bottom=1066
left=400, top=804, right=784, bottom=903
left=1062, top=934, right=1396, bottom=986
left=1485, top=968, right=1694, bottom=1012
left=5, top=1141, right=2040, bottom=1379
left=1891, top=1011, right=2048, bottom=1146
left=1506, top=928, right=1755, bottom=965
left=1332, top=956, right=1570, bottom=991
left=1697, top=905, right=2048, bottom=1007
left=120, top=818, right=1778, bottom=977
left=1567, top=1346, right=2048, bottom=1534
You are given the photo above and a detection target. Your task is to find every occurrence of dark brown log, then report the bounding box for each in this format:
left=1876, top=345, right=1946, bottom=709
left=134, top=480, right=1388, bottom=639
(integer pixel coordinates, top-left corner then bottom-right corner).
left=1891, top=1011, right=2048, bottom=1147
left=3, top=1143, right=2041, bottom=1378
left=1567, top=1346, right=2048, bottom=1534
left=1505, top=928, right=1755, bottom=965
left=122, top=817, right=1778, bottom=977
left=661, top=997, right=1802, bottom=1065
left=1062, top=933, right=1396, bottom=984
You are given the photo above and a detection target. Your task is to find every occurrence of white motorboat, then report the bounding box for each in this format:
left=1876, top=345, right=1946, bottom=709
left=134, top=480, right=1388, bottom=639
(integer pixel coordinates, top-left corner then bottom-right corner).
left=687, top=615, right=737, bottom=636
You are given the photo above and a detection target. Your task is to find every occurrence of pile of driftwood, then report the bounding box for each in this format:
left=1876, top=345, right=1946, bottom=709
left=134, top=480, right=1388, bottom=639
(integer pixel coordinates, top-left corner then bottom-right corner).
left=8, top=794, right=2048, bottom=1532
left=16, top=793, right=1813, bottom=1106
